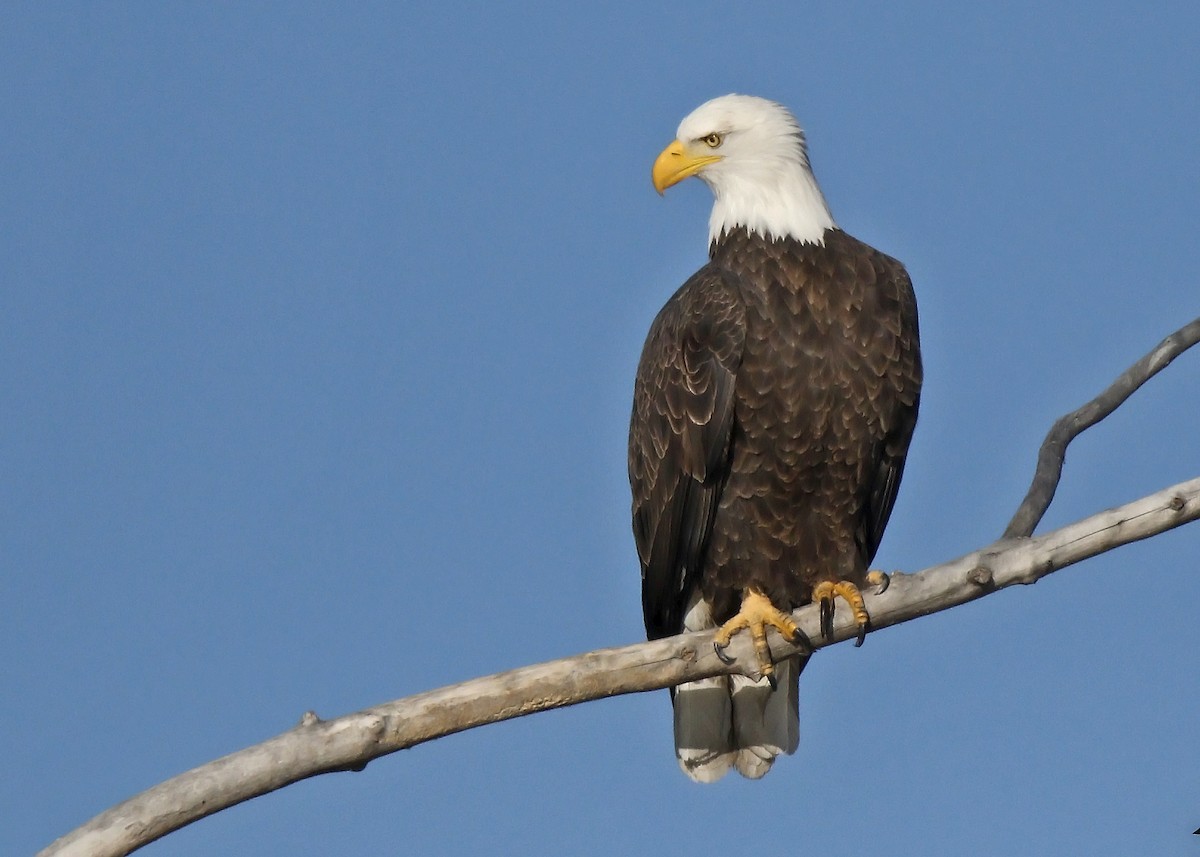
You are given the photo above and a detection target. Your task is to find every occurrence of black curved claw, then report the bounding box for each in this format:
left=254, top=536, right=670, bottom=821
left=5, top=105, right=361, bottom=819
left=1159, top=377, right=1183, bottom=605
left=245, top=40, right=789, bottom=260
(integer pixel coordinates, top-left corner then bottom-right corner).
left=713, top=640, right=735, bottom=665
left=819, top=597, right=834, bottom=641
left=854, top=621, right=868, bottom=648
left=766, top=671, right=778, bottom=691
left=875, top=572, right=891, bottom=595
left=789, top=626, right=814, bottom=655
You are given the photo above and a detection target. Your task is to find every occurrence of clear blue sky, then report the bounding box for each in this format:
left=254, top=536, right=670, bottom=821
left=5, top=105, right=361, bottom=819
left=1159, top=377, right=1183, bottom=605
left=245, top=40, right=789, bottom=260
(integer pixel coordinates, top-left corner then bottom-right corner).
left=5, top=3, right=1199, bottom=855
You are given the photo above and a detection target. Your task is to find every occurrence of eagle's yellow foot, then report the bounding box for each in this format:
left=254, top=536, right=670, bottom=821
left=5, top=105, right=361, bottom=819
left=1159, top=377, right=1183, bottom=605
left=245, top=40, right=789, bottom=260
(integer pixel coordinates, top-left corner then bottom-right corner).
left=813, top=573, right=888, bottom=647
left=712, top=588, right=801, bottom=685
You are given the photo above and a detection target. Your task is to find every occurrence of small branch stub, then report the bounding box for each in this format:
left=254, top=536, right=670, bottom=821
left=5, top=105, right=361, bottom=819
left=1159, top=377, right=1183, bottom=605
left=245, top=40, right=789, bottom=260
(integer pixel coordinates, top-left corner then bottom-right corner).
left=967, top=566, right=994, bottom=587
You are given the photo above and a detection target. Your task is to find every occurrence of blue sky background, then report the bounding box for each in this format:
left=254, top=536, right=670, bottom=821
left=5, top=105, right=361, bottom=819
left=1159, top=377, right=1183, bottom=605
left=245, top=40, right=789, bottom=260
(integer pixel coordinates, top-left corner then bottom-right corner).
left=5, top=3, right=1199, bottom=855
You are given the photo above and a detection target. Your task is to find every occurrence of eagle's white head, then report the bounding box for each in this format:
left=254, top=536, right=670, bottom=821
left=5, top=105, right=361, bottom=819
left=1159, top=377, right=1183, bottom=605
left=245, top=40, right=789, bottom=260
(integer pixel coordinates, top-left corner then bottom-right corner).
left=652, top=94, right=835, bottom=246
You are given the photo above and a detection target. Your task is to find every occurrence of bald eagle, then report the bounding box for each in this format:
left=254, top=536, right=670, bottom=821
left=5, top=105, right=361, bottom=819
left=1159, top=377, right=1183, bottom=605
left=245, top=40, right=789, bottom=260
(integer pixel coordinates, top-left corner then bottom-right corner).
left=629, top=95, right=922, bottom=782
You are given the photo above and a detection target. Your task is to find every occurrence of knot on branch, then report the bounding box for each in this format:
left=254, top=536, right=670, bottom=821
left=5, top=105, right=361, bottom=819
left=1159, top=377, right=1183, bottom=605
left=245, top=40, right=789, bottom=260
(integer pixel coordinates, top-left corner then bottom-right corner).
left=967, top=566, right=994, bottom=587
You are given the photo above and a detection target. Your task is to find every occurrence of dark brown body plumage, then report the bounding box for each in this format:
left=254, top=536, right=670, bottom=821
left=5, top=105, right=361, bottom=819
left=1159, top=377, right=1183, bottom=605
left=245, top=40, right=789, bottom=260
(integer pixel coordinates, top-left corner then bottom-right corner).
left=630, top=227, right=922, bottom=640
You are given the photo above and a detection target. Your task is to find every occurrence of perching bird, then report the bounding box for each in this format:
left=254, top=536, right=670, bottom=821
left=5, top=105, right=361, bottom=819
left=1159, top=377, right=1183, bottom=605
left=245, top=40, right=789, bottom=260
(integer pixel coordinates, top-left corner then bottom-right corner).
left=628, top=94, right=922, bottom=782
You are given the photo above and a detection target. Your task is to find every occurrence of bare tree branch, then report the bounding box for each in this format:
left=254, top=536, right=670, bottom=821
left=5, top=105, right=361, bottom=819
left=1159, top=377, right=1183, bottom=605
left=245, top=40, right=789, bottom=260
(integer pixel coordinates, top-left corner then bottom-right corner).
left=1005, top=316, right=1200, bottom=538
left=39, top=476, right=1200, bottom=857
left=38, top=320, right=1200, bottom=857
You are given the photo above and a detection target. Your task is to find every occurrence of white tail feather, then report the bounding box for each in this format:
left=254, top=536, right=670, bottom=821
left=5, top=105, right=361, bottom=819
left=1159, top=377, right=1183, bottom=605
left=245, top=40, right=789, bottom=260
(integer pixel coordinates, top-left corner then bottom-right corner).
left=730, top=657, right=800, bottom=778
left=672, top=596, right=801, bottom=782
left=674, top=675, right=735, bottom=782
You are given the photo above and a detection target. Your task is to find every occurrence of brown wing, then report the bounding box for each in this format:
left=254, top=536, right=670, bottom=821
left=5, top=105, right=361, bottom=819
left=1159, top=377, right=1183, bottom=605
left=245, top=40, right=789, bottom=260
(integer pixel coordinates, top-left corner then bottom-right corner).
left=853, top=249, right=922, bottom=565
left=629, top=266, right=746, bottom=640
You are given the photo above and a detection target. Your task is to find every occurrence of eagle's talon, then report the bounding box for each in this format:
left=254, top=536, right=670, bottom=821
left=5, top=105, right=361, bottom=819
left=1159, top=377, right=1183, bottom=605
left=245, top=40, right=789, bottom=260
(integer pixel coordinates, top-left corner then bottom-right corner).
left=812, top=579, right=872, bottom=645
left=713, top=640, right=735, bottom=665
left=819, top=597, right=834, bottom=640
left=712, top=588, right=799, bottom=680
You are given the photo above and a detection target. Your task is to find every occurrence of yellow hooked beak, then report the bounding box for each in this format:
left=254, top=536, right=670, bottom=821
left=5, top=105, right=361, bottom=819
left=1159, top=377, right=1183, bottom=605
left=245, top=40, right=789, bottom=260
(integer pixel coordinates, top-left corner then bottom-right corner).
left=651, top=139, right=722, bottom=195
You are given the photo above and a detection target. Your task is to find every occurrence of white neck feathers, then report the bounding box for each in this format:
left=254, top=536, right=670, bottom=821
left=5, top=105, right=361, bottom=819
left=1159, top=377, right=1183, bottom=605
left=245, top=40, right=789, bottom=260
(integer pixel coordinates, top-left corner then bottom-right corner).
left=706, top=159, right=835, bottom=246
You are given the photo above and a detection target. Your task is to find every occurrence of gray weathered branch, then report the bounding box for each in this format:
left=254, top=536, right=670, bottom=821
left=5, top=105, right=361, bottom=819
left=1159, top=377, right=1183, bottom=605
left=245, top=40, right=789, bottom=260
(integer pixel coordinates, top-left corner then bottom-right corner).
left=38, top=318, right=1200, bottom=857
left=1005, top=316, right=1200, bottom=538
left=39, top=476, right=1200, bottom=857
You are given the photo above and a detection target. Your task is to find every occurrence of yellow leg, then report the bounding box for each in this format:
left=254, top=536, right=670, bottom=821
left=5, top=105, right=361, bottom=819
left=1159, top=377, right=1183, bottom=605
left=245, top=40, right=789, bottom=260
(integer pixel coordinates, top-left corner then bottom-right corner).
left=712, top=588, right=801, bottom=684
left=813, top=571, right=889, bottom=647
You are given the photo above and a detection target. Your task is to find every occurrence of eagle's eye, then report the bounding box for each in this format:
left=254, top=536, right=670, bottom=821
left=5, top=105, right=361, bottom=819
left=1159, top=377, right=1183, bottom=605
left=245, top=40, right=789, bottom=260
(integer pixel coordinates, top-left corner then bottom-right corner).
left=701, top=133, right=723, bottom=148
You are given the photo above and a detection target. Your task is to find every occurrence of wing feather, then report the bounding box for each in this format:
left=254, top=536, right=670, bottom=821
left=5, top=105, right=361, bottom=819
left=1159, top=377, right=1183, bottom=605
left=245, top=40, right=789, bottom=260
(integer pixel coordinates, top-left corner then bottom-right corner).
left=857, top=256, right=922, bottom=564
left=629, top=267, right=745, bottom=640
